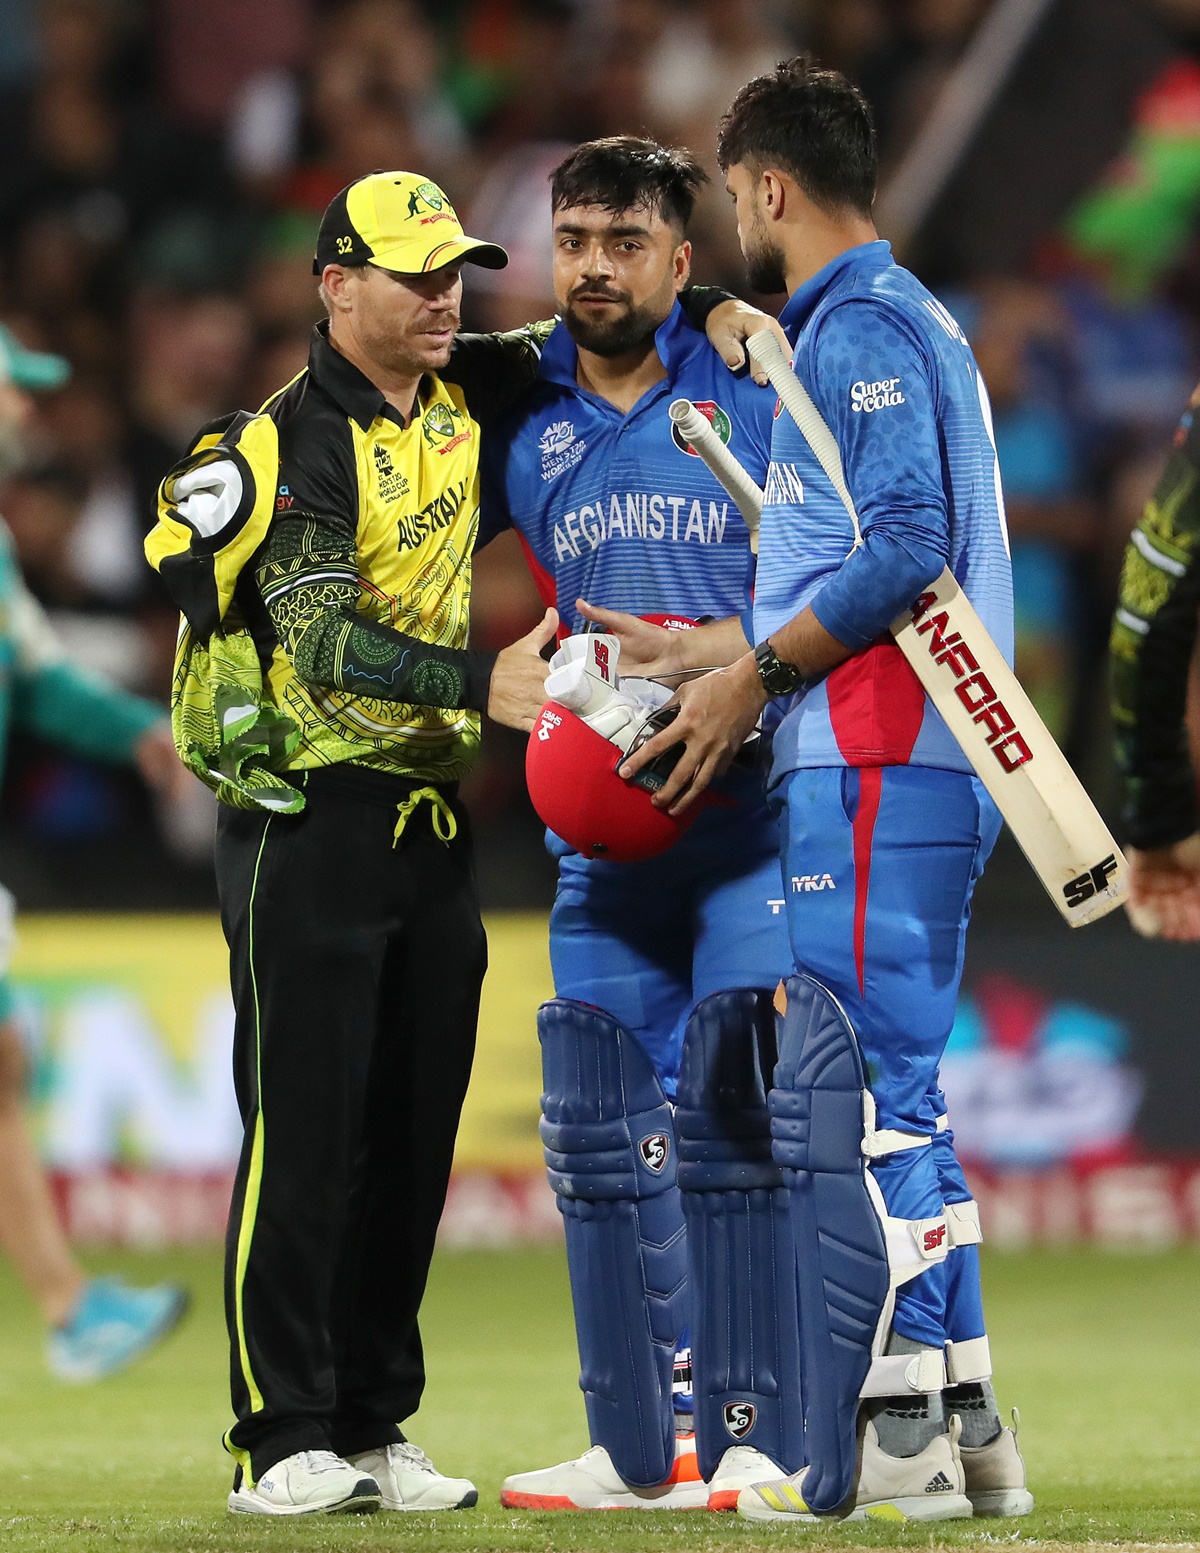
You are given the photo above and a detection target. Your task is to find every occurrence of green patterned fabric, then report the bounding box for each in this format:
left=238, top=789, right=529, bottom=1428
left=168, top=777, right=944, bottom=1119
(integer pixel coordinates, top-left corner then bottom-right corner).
left=171, top=623, right=304, bottom=813
left=1111, top=398, right=1200, bottom=848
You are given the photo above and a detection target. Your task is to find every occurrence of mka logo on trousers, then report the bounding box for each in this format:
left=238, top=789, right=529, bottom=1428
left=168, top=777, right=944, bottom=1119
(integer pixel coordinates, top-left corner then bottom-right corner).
left=791, top=873, right=836, bottom=892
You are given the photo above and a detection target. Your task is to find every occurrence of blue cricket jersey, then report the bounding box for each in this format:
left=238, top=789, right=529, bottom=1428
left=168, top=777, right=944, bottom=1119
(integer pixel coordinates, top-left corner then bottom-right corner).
left=753, top=240, right=1014, bottom=781
left=480, top=301, right=774, bottom=631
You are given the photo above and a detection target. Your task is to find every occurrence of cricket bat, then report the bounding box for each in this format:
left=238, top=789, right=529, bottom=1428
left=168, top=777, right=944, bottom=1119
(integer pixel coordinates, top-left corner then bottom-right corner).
left=677, top=333, right=1128, bottom=928
left=668, top=398, right=761, bottom=553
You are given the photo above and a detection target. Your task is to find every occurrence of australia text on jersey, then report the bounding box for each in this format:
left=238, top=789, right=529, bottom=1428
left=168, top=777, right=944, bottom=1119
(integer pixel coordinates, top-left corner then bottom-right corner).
left=552, top=492, right=733, bottom=562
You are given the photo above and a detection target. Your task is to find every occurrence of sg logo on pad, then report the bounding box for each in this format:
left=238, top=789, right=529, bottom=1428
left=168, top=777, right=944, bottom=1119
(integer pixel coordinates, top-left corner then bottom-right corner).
left=639, top=1133, right=669, bottom=1173
left=723, top=1401, right=757, bottom=1439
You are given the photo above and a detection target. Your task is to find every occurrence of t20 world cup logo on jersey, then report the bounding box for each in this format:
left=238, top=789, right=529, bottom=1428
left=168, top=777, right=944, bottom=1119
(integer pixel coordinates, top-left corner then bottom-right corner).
left=723, top=1401, right=757, bottom=1439
left=672, top=400, right=731, bottom=455
left=539, top=419, right=586, bottom=481
left=639, top=1132, right=669, bottom=1173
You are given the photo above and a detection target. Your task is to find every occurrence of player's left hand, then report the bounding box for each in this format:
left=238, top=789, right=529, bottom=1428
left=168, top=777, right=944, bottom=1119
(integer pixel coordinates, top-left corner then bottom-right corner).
left=1126, top=833, right=1200, bottom=940
left=618, top=654, right=766, bottom=814
left=704, top=300, right=791, bottom=386
left=135, top=720, right=192, bottom=803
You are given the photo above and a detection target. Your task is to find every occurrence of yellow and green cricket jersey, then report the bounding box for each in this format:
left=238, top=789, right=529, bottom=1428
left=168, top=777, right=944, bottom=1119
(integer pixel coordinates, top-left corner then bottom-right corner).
left=147, top=320, right=551, bottom=809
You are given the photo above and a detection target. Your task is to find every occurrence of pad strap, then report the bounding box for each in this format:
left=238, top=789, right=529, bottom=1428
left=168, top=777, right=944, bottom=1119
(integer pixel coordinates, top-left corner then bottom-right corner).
left=861, top=1346, right=947, bottom=1398
left=945, top=1198, right=983, bottom=1247
left=861, top=1090, right=934, bottom=1158
left=946, top=1334, right=992, bottom=1384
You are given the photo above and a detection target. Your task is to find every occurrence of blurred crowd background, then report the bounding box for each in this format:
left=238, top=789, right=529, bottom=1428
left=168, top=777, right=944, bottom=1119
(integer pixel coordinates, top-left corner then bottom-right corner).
left=3, top=0, right=1200, bottom=912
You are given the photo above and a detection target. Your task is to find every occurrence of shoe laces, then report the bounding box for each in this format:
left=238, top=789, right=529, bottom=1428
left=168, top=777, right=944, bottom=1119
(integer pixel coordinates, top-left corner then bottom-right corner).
left=295, top=1450, right=350, bottom=1474
left=390, top=1442, right=437, bottom=1474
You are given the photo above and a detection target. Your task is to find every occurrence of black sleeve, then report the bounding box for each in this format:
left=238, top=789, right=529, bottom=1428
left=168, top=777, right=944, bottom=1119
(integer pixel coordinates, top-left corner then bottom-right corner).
left=443, top=320, right=557, bottom=429
left=678, top=284, right=739, bottom=330
left=1110, top=391, right=1200, bottom=848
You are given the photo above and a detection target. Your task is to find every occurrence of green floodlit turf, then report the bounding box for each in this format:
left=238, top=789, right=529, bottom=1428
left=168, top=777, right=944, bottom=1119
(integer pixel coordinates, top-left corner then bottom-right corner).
left=0, top=1244, right=1197, bottom=1551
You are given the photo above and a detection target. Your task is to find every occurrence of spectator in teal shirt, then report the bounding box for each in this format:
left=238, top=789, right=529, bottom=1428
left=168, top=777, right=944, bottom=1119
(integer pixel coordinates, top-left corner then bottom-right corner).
left=0, top=324, right=190, bottom=1380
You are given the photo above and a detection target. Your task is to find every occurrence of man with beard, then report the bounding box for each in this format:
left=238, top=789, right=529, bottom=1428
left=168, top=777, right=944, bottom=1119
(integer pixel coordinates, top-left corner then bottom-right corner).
left=147, top=166, right=778, bottom=1518
left=616, top=61, right=1031, bottom=1521
left=478, top=137, right=801, bottom=1511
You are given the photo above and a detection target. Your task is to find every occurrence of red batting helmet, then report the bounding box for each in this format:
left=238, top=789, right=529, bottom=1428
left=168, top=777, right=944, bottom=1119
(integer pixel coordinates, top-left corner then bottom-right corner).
left=525, top=701, right=699, bottom=862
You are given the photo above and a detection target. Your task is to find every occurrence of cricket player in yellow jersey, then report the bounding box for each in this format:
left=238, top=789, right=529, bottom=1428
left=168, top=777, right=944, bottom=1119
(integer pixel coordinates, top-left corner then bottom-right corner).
left=148, top=171, right=558, bottom=1516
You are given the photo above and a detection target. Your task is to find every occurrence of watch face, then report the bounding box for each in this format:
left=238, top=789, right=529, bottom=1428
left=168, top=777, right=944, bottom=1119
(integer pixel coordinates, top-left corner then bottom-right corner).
left=756, top=643, right=799, bottom=695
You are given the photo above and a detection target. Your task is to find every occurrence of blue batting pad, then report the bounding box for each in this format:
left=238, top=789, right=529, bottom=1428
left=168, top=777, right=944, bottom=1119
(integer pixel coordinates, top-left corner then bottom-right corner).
left=676, top=987, right=804, bottom=1480
left=539, top=999, right=687, bottom=1487
left=770, top=975, right=890, bottom=1515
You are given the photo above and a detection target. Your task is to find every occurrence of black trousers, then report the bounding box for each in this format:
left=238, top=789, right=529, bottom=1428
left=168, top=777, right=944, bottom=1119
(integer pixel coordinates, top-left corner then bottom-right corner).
left=215, top=764, right=487, bottom=1482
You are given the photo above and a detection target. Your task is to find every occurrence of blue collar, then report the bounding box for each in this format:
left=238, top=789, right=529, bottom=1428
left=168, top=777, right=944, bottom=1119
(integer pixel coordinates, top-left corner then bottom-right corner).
left=539, top=298, right=704, bottom=396
left=778, top=239, right=894, bottom=340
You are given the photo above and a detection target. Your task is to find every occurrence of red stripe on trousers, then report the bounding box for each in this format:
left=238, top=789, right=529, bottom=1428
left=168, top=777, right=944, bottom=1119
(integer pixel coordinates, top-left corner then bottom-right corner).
left=852, top=767, right=883, bottom=996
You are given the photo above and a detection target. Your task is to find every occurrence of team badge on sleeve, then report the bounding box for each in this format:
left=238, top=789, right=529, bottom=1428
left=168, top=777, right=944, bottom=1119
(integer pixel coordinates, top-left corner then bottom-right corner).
left=672, top=400, right=731, bottom=455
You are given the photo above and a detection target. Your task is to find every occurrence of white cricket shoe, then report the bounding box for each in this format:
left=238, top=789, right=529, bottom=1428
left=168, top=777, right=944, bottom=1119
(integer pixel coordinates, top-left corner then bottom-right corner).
left=227, top=1450, right=381, bottom=1515
left=960, top=1409, right=1034, bottom=1516
left=706, top=1445, right=783, bottom=1511
left=346, top=1442, right=477, bottom=1511
left=500, top=1433, right=707, bottom=1510
left=738, top=1416, right=974, bottom=1523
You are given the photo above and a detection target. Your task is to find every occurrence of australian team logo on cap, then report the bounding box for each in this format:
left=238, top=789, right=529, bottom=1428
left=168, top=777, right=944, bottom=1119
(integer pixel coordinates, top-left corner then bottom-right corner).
left=406, top=180, right=456, bottom=228
left=672, top=400, right=731, bottom=455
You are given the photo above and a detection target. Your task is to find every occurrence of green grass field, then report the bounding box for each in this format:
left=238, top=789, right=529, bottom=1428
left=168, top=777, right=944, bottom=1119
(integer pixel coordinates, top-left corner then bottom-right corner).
left=0, top=1244, right=1197, bottom=1551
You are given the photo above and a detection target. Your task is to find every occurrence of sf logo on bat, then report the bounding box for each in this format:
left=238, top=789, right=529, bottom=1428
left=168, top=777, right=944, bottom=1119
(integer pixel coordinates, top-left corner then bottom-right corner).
left=1063, top=853, right=1120, bottom=910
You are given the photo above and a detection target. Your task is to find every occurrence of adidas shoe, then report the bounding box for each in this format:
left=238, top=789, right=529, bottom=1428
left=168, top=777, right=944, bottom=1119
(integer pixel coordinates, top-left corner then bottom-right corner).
left=960, top=1409, right=1034, bottom=1517
left=227, top=1450, right=381, bottom=1515
left=738, top=1415, right=973, bottom=1523
left=346, top=1442, right=477, bottom=1510
left=706, top=1445, right=782, bottom=1511
left=47, top=1276, right=189, bottom=1382
left=500, top=1432, right=706, bottom=1510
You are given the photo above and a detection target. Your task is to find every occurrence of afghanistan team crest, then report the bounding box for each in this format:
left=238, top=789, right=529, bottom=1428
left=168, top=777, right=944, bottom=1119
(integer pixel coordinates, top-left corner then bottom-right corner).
left=672, top=399, right=732, bottom=456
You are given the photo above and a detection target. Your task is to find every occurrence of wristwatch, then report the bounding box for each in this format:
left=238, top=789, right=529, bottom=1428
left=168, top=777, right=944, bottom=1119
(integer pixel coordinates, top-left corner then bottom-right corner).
left=754, top=639, right=804, bottom=696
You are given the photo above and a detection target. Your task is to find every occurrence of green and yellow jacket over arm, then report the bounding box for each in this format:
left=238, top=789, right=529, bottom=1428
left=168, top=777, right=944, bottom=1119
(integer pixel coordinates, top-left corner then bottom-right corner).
left=1111, top=386, right=1200, bottom=849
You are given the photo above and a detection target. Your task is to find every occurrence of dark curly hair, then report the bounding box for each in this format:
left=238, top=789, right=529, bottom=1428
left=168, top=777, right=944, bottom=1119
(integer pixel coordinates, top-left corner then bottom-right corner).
left=550, top=137, right=709, bottom=232
left=717, top=55, right=876, bottom=218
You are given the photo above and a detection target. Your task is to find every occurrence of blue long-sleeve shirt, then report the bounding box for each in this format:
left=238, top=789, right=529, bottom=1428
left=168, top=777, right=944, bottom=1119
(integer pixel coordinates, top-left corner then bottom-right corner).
left=753, top=241, right=1014, bottom=779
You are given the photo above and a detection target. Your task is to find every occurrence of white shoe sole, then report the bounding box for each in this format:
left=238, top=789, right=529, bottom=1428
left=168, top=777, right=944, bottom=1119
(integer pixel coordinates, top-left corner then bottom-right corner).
left=740, top=1492, right=974, bottom=1524
left=227, top=1485, right=381, bottom=1516
left=969, top=1488, right=1035, bottom=1517
left=500, top=1484, right=708, bottom=1511
left=379, top=1486, right=478, bottom=1511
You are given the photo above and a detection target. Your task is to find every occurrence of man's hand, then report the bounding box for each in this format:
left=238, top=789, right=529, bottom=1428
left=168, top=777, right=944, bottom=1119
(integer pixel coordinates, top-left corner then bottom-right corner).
left=135, top=721, right=192, bottom=804
left=488, top=607, right=558, bottom=731
left=704, top=300, right=791, bottom=386
left=575, top=600, right=684, bottom=679
left=1126, top=834, right=1200, bottom=940
left=618, top=653, right=766, bottom=815
left=577, top=600, right=750, bottom=679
